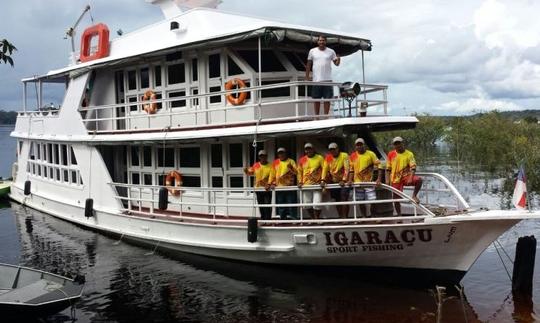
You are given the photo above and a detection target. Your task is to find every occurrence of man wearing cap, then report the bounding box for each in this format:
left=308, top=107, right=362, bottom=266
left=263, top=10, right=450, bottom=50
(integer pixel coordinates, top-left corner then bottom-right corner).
left=306, top=35, right=341, bottom=116
left=244, top=150, right=275, bottom=220
left=270, top=147, right=298, bottom=220
left=386, top=137, right=423, bottom=216
left=348, top=138, right=382, bottom=217
left=297, top=143, right=325, bottom=219
left=321, top=142, right=350, bottom=218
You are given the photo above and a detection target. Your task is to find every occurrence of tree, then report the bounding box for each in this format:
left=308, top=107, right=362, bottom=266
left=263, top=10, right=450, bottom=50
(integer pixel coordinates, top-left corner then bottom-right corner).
left=0, top=39, right=16, bottom=67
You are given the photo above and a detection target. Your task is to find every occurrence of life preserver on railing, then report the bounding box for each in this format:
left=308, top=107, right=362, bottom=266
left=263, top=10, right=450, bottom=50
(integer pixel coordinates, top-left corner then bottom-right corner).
left=224, top=78, right=248, bottom=106
left=142, top=90, right=158, bottom=114
left=165, top=170, right=183, bottom=196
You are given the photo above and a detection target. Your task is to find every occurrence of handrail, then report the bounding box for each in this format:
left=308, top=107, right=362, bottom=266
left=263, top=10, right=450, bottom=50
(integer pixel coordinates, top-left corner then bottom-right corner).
left=415, top=172, right=470, bottom=210
left=110, top=181, right=436, bottom=219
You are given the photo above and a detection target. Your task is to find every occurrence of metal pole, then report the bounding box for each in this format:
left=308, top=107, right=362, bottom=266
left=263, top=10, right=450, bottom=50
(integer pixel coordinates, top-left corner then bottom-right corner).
left=361, top=50, right=367, bottom=101
left=23, top=82, right=27, bottom=112
left=38, top=80, right=43, bottom=110
left=258, top=37, right=262, bottom=87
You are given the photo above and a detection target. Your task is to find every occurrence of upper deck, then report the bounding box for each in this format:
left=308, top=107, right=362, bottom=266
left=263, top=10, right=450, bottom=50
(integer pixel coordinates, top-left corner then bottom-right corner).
left=12, top=4, right=402, bottom=142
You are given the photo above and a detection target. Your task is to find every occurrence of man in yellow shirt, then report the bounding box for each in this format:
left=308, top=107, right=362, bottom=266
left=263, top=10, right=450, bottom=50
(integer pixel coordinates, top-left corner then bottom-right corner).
left=270, top=147, right=298, bottom=220
left=347, top=138, right=382, bottom=217
left=297, top=143, right=325, bottom=219
left=244, top=150, right=275, bottom=220
left=386, top=136, right=423, bottom=216
left=321, top=142, right=350, bottom=218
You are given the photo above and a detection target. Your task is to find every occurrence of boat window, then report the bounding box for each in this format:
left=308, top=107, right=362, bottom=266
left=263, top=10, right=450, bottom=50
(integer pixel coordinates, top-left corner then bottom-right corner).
left=63, top=169, right=69, bottom=183
left=140, top=67, right=150, bottom=89
left=61, top=145, right=68, bottom=166
left=155, top=92, right=163, bottom=110
left=237, top=50, right=286, bottom=72
left=192, top=58, right=198, bottom=81
left=166, top=51, right=182, bottom=61
left=157, top=174, right=165, bottom=186
left=209, top=86, right=221, bottom=104
left=227, top=56, right=243, bottom=76
left=55, top=168, right=60, bottom=181
left=131, top=146, right=140, bottom=166
left=143, top=173, right=153, bottom=185
left=208, top=54, right=221, bottom=78
left=37, top=165, right=41, bottom=176
left=47, top=143, right=53, bottom=163
left=182, top=176, right=201, bottom=187
left=168, top=63, right=186, bottom=85
left=128, top=96, right=138, bottom=112
left=115, top=71, right=125, bottom=102
left=229, top=176, right=243, bottom=188
left=154, top=66, right=162, bottom=87
left=229, top=143, right=243, bottom=168
left=157, top=147, right=175, bottom=167
left=283, top=51, right=307, bottom=71
left=191, top=88, right=199, bottom=107
left=131, top=173, right=140, bottom=185
left=36, top=143, right=41, bottom=160
left=71, top=171, right=77, bottom=184
left=211, top=144, right=222, bottom=167
left=54, top=145, right=60, bottom=165
left=249, top=141, right=265, bottom=166
left=180, top=147, right=200, bottom=168
left=261, top=80, right=290, bottom=98
left=169, top=91, right=186, bottom=108
left=143, top=146, right=152, bottom=167
left=29, top=142, right=35, bottom=160
left=127, top=70, right=137, bottom=90
left=69, top=147, right=77, bottom=165
left=212, top=176, right=223, bottom=187
left=43, top=166, right=47, bottom=178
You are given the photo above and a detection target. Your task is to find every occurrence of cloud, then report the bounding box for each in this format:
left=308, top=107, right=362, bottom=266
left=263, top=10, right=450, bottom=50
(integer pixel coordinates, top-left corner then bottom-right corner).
left=435, top=98, right=524, bottom=115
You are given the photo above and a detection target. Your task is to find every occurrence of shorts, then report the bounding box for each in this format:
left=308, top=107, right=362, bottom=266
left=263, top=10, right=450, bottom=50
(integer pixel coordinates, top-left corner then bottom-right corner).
left=391, top=175, right=422, bottom=197
left=311, top=85, right=333, bottom=99
left=330, top=187, right=351, bottom=202
left=355, top=188, right=376, bottom=201
left=302, top=190, right=323, bottom=210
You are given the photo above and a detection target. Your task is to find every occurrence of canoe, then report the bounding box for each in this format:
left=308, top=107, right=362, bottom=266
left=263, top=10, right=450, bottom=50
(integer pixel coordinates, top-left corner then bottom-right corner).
left=0, top=180, right=11, bottom=198
left=0, top=263, right=84, bottom=318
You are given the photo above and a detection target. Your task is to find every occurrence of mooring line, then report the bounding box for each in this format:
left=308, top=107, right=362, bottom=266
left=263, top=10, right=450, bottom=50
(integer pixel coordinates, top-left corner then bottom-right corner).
left=495, top=239, right=514, bottom=264
left=493, top=242, right=512, bottom=282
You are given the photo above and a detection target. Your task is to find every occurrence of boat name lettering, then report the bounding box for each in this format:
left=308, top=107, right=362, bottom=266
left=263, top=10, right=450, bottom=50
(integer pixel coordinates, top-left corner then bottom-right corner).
left=323, top=229, right=432, bottom=253
left=444, top=226, right=457, bottom=243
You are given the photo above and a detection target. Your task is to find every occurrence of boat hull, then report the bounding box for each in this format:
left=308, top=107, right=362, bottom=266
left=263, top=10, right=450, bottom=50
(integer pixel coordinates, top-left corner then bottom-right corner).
left=9, top=186, right=521, bottom=284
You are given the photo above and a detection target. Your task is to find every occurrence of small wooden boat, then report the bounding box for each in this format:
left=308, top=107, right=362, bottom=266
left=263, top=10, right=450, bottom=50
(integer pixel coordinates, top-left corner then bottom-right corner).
left=0, top=180, right=10, bottom=198
left=0, top=263, right=84, bottom=318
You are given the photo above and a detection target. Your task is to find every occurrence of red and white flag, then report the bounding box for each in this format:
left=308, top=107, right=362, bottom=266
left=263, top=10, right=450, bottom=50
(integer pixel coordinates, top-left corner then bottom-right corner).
left=512, top=166, right=527, bottom=210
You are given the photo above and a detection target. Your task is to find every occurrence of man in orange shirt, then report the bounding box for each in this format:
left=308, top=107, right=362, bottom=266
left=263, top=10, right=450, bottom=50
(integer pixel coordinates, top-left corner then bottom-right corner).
left=244, top=150, right=275, bottom=220
left=321, top=142, right=350, bottom=218
left=298, top=143, right=325, bottom=219
left=386, top=136, right=423, bottom=216
left=347, top=138, right=382, bottom=217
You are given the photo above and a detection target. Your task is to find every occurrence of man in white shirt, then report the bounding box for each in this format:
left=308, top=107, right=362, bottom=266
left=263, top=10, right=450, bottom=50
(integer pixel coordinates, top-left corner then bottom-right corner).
left=305, top=35, right=341, bottom=116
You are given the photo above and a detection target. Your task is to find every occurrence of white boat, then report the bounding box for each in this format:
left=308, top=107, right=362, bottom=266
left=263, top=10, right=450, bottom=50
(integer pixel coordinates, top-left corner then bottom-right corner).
left=8, top=0, right=539, bottom=284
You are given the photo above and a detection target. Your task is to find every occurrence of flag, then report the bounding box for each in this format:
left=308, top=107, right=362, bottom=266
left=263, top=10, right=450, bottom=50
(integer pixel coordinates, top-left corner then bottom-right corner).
left=512, top=166, right=527, bottom=210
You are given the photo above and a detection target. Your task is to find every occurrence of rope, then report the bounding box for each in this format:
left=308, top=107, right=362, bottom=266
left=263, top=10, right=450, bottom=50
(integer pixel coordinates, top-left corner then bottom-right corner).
left=250, top=99, right=263, bottom=218
left=495, top=239, right=514, bottom=264
left=493, top=242, right=512, bottom=281
left=454, top=285, right=469, bottom=323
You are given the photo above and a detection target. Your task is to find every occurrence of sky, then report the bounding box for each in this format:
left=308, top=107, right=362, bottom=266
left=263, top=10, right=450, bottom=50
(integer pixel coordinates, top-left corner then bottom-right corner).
left=1, top=0, right=540, bottom=115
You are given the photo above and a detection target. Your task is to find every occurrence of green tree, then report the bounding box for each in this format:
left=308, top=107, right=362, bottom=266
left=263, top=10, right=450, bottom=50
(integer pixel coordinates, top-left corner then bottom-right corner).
left=0, top=39, right=16, bottom=67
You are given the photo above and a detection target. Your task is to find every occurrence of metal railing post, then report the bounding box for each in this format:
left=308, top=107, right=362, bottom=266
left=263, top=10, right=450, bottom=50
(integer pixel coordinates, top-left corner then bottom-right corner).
left=352, top=185, right=357, bottom=219
left=299, top=187, right=303, bottom=221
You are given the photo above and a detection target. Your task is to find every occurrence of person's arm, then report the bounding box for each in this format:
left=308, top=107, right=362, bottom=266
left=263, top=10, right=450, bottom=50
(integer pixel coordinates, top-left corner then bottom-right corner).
left=321, top=158, right=328, bottom=188
left=243, top=165, right=253, bottom=176
left=297, top=161, right=304, bottom=187
left=305, top=60, right=313, bottom=81
left=332, top=49, right=340, bottom=66
left=374, top=159, right=382, bottom=186
left=407, top=153, right=417, bottom=184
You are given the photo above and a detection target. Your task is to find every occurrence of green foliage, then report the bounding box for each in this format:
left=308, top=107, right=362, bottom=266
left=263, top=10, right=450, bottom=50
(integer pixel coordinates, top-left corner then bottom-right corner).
left=0, top=110, right=17, bottom=124
left=0, top=39, right=17, bottom=67
left=445, top=111, right=540, bottom=191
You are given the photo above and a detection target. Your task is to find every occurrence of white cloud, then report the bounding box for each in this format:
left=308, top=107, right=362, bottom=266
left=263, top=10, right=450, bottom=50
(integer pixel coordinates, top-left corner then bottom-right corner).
left=436, top=98, right=523, bottom=115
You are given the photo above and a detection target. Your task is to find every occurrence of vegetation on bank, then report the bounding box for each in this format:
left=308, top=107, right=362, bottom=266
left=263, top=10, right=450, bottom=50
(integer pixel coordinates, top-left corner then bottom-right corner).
left=374, top=112, right=540, bottom=193
left=0, top=39, right=16, bottom=67
left=0, top=110, right=17, bottom=124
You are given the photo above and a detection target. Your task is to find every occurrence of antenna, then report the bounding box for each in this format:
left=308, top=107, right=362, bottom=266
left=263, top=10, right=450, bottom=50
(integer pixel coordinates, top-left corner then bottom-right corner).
left=65, top=5, right=92, bottom=53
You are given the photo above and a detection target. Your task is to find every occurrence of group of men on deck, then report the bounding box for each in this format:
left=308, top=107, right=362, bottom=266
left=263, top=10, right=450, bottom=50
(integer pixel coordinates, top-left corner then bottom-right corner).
left=244, top=137, right=423, bottom=220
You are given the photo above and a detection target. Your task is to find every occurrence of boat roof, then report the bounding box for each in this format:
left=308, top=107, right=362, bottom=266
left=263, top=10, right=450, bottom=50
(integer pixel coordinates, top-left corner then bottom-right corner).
left=11, top=116, right=418, bottom=143
left=23, top=7, right=371, bottom=83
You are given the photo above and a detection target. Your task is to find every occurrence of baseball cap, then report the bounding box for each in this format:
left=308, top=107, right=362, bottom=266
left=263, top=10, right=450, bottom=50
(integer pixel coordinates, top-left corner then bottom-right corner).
left=328, top=142, right=338, bottom=149
left=258, top=150, right=267, bottom=156
left=304, top=143, right=313, bottom=149
left=355, top=138, right=365, bottom=145
left=277, top=147, right=286, bottom=153
left=392, top=136, right=404, bottom=144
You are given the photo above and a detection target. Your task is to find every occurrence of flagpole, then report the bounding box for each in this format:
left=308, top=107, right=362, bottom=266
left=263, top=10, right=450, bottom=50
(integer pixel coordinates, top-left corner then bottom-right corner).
left=522, top=164, right=533, bottom=213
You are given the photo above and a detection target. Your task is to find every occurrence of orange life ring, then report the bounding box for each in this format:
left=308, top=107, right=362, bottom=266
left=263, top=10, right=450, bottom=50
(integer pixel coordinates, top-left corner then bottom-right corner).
left=142, top=90, right=158, bottom=114
left=165, top=170, right=183, bottom=196
left=224, top=78, right=248, bottom=106
left=80, top=23, right=110, bottom=63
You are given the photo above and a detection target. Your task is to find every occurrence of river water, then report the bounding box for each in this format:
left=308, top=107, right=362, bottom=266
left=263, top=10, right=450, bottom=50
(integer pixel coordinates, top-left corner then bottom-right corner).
left=0, top=125, right=538, bottom=322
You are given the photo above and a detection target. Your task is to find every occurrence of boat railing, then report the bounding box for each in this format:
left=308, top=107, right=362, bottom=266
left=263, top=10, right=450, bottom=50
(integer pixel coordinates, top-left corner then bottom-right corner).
left=108, top=181, right=434, bottom=225
left=77, top=80, right=388, bottom=133
left=409, top=172, right=470, bottom=213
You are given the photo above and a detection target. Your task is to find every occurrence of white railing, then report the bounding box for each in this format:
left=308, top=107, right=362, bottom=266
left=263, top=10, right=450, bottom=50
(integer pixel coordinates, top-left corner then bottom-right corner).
left=78, top=81, right=388, bottom=133
left=109, top=182, right=434, bottom=226
left=406, top=172, right=470, bottom=212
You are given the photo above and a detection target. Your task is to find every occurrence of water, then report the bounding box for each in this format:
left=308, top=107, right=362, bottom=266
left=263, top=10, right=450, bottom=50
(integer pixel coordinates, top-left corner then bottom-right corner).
left=0, top=128, right=538, bottom=323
